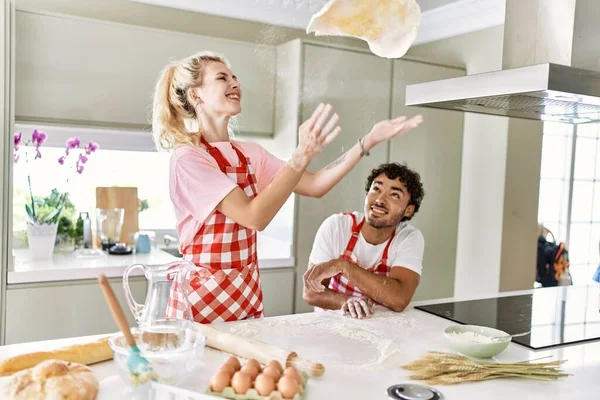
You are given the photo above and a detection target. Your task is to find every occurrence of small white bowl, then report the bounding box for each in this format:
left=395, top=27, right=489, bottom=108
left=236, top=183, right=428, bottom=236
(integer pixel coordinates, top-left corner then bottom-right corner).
left=443, top=324, right=511, bottom=359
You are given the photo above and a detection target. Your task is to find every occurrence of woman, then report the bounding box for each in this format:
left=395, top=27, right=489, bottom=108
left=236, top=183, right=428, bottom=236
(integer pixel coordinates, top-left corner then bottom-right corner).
left=152, top=51, right=422, bottom=324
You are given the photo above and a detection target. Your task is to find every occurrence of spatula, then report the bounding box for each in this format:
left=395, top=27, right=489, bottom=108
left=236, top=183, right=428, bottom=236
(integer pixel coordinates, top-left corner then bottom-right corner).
left=98, top=274, right=155, bottom=385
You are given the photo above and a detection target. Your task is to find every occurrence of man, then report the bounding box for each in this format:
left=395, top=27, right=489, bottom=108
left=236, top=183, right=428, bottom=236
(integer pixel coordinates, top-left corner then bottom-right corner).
left=303, top=162, right=425, bottom=319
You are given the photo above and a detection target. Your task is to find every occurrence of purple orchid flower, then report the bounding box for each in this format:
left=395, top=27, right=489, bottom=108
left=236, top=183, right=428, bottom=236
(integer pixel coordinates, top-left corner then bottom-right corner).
left=58, top=156, right=66, bottom=165
left=31, top=129, right=47, bottom=146
left=85, top=141, right=99, bottom=155
left=65, top=137, right=81, bottom=155
left=78, top=154, right=88, bottom=164
left=76, top=163, right=85, bottom=174
left=35, top=148, right=42, bottom=160
left=14, top=132, right=22, bottom=151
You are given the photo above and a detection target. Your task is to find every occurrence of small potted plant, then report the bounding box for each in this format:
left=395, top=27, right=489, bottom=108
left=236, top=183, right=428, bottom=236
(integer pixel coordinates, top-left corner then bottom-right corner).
left=14, top=129, right=99, bottom=260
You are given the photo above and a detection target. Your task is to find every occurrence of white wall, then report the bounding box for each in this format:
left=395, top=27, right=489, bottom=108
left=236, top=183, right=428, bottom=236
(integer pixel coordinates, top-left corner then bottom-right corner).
left=408, top=26, right=542, bottom=297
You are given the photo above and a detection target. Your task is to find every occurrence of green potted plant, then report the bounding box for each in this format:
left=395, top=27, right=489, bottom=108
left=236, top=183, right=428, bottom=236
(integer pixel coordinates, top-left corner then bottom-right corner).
left=14, top=129, right=99, bottom=260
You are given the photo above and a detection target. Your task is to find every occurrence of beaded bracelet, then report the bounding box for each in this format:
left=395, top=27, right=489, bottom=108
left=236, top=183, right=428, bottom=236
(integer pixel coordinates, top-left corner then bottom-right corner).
left=359, top=137, right=370, bottom=157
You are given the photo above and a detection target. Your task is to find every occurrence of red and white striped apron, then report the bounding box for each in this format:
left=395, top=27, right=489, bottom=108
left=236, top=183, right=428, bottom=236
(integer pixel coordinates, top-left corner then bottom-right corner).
left=328, top=212, right=396, bottom=298
left=166, top=137, right=263, bottom=324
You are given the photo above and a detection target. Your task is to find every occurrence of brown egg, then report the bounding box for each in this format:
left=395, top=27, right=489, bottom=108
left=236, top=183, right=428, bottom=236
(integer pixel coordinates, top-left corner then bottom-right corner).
left=277, top=375, right=300, bottom=399
left=283, top=367, right=302, bottom=386
left=223, top=356, right=241, bottom=371
left=231, top=371, right=252, bottom=394
left=254, top=373, right=276, bottom=396
left=266, top=360, right=283, bottom=373
left=240, top=363, right=260, bottom=380
left=262, top=365, right=282, bottom=381
left=209, top=370, right=231, bottom=392
left=246, top=358, right=262, bottom=373
left=218, top=363, right=236, bottom=377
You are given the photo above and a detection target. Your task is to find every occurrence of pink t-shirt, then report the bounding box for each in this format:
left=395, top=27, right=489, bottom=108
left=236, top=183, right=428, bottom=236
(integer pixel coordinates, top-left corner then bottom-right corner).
left=170, top=140, right=285, bottom=249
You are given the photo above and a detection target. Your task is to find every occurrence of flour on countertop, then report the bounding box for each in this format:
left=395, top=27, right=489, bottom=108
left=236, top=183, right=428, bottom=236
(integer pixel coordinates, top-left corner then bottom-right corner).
left=223, top=306, right=423, bottom=370
left=447, top=331, right=499, bottom=343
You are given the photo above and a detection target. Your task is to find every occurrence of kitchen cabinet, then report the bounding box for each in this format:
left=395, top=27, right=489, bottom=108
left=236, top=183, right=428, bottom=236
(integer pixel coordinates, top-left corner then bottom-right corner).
left=290, top=42, right=394, bottom=313
left=260, top=268, right=295, bottom=317
left=390, top=59, right=464, bottom=301
left=4, top=277, right=147, bottom=345
left=15, top=11, right=275, bottom=135
left=4, top=268, right=294, bottom=344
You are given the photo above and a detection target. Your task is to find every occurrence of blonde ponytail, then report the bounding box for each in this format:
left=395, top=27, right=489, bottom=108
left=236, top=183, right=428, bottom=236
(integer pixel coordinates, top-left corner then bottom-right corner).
left=151, top=51, right=230, bottom=151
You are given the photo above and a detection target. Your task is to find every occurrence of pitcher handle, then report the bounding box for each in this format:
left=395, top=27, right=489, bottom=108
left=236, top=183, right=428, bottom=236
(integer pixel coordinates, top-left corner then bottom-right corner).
left=123, top=263, right=146, bottom=323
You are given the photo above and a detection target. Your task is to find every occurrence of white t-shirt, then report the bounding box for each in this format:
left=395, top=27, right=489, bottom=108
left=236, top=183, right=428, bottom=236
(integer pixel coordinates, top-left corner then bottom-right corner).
left=308, top=212, right=425, bottom=275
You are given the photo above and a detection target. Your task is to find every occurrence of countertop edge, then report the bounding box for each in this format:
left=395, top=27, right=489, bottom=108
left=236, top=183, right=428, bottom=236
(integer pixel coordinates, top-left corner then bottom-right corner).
left=7, top=257, right=296, bottom=285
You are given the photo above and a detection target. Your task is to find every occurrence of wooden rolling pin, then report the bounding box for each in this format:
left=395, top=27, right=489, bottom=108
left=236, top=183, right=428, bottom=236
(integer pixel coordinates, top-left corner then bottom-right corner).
left=194, top=323, right=325, bottom=377
left=0, top=337, right=113, bottom=377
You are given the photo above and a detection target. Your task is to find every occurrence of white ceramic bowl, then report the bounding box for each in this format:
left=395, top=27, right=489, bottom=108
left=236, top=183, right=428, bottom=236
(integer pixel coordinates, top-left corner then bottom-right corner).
left=108, top=319, right=206, bottom=387
left=443, top=324, right=511, bottom=359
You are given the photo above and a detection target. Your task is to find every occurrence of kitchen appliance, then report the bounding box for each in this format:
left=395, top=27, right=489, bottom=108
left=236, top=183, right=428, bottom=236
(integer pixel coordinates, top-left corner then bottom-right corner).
left=387, top=384, right=443, bottom=400
left=405, top=0, right=600, bottom=124
left=96, top=187, right=139, bottom=245
left=108, top=243, right=133, bottom=255
left=96, top=208, right=125, bottom=251
left=415, top=285, right=600, bottom=350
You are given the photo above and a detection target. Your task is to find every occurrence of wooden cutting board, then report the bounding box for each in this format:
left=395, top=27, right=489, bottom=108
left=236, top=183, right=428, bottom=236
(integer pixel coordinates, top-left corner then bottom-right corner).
left=95, top=187, right=138, bottom=245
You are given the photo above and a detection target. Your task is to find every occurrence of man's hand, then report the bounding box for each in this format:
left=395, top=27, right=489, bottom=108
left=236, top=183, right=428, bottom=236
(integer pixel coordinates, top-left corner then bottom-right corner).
left=303, top=259, right=350, bottom=293
left=342, top=297, right=374, bottom=319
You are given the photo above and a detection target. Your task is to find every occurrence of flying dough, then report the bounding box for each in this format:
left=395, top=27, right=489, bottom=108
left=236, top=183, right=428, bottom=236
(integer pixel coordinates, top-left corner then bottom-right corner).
left=306, top=0, right=422, bottom=59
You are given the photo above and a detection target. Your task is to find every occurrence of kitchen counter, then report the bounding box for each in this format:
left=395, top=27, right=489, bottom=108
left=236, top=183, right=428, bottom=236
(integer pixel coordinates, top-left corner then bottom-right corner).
left=0, top=289, right=597, bottom=399
left=9, top=235, right=295, bottom=284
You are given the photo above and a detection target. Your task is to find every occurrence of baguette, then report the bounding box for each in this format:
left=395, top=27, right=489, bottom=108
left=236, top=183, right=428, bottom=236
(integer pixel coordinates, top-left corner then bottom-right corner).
left=0, top=337, right=113, bottom=377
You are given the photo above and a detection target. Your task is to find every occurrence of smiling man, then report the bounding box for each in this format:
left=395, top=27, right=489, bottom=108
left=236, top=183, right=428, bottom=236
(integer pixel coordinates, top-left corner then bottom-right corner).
left=303, top=162, right=425, bottom=318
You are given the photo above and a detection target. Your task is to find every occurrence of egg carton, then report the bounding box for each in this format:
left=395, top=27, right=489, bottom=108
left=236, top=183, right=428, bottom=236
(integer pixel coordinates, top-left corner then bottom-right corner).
left=205, top=372, right=308, bottom=400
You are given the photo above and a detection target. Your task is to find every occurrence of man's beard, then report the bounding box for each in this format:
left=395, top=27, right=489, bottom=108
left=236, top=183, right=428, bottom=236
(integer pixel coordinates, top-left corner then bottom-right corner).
left=365, top=212, right=403, bottom=229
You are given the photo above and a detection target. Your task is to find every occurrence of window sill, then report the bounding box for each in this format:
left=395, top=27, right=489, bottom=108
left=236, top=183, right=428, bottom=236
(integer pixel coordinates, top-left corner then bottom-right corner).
left=9, top=242, right=295, bottom=285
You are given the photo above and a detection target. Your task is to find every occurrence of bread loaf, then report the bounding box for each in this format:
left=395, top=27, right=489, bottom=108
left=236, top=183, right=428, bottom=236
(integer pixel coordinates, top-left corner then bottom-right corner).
left=0, top=337, right=112, bottom=377
left=0, top=359, right=99, bottom=400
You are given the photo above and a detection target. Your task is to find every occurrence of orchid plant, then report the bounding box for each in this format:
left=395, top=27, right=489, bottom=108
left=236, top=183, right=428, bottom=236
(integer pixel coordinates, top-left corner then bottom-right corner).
left=14, top=129, right=99, bottom=225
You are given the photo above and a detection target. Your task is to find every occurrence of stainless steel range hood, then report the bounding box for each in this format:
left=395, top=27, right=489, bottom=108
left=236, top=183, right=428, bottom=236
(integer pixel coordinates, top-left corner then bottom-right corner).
left=406, top=0, right=600, bottom=124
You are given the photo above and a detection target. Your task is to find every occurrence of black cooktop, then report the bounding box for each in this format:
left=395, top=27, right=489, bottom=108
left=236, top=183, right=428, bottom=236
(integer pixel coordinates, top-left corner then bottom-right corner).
left=415, top=285, right=600, bottom=350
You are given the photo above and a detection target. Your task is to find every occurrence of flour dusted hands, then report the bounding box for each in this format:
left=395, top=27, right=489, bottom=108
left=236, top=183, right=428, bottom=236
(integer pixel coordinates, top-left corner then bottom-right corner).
left=342, top=297, right=374, bottom=319
left=289, top=103, right=342, bottom=171
left=363, top=115, right=423, bottom=151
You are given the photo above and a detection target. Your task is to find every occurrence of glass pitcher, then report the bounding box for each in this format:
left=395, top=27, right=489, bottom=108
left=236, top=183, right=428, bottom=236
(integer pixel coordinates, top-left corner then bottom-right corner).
left=123, top=260, right=196, bottom=326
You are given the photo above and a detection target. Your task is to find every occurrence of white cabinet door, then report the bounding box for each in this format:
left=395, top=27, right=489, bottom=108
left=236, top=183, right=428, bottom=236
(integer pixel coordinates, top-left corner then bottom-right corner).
left=390, top=59, right=465, bottom=301
left=260, top=268, right=294, bottom=317
left=15, top=11, right=275, bottom=135
left=5, top=277, right=147, bottom=344
left=294, top=44, right=392, bottom=313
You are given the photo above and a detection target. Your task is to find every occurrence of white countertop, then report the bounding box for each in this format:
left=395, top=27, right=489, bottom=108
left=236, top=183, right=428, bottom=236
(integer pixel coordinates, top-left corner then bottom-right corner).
left=9, top=235, right=295, bottom=284
left=0, top=287, right=597, bottom=399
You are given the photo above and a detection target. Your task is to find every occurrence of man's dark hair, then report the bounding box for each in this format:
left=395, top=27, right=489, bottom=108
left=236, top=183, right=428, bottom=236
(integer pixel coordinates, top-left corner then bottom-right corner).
left=365, top=162, right=424, bottom=221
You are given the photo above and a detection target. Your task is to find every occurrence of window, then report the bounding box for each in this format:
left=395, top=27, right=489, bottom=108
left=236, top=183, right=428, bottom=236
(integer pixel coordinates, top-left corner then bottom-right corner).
left=13, top=149, right=176, bottom=244
left=538, top=122, right=600, bottom=286
left=13, top=123, right=295, bottom=254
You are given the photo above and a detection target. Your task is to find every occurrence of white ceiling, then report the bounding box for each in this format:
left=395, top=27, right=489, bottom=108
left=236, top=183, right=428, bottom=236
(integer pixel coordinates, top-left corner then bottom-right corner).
left=130, top=0, right=506, bottom=46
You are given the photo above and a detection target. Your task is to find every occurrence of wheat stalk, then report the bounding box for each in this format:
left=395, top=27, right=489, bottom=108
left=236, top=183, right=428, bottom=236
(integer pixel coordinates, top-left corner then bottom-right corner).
left=401, top=352, right=570, bottom=385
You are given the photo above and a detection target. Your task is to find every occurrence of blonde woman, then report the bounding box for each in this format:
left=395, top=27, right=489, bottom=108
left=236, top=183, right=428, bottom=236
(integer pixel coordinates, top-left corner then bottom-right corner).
left=152, top=51, right=423, bottom=324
